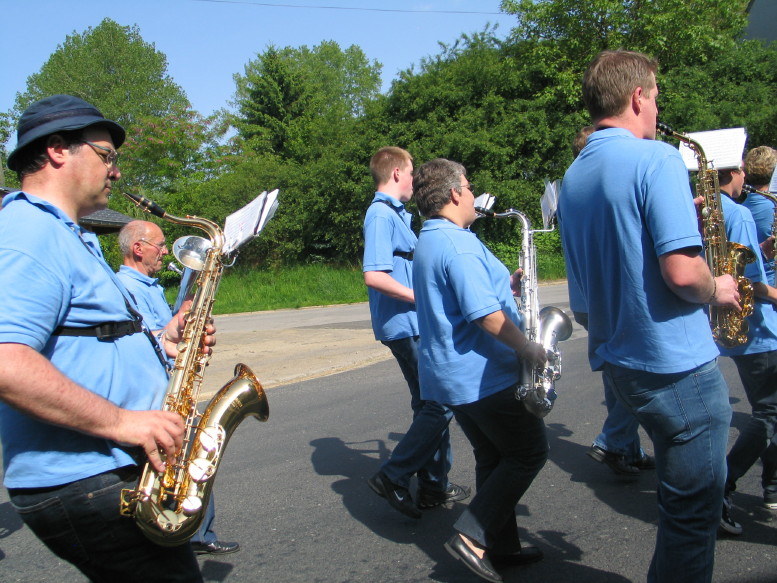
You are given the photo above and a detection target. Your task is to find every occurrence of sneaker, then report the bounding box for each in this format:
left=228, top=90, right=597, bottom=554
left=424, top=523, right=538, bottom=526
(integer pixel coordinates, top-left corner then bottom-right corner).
left=418, top=483, right=472, bottom=509
left=368, top=471, right=422, bottom=519
left=719, top=495, right=743, bottom=536
left=764, top=490, right=777, bottom=510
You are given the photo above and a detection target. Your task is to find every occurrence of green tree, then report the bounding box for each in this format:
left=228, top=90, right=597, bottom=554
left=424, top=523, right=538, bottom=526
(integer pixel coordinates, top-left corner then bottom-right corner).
left=6, top=18, right=208, bottom=193
left=228, top=41, right=383, bottom=263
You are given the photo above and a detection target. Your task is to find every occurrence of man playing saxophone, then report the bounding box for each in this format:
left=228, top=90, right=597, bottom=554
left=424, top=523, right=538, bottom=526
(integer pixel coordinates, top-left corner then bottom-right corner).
left=713, top=161, right=777, bottom=534
left=558, top=51, right=740, bottom=583
left=0, top=95, right=213, bottom=582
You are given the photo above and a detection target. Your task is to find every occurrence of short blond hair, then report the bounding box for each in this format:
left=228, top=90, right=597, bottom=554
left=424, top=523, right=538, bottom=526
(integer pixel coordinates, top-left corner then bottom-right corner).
left=369, top=147, right=412, bottom=188
left=744, top=146, right=777, bottom=186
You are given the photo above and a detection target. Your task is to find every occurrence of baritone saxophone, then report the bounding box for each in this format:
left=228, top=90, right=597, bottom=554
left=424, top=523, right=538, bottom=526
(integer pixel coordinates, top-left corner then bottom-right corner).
left=119, top=191, right=269, bottom=547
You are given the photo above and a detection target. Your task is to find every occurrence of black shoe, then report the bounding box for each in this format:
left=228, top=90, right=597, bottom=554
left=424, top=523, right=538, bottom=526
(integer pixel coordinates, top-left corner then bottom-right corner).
left=489, top=546, right=544, bottom=568
left=719, top=494, right=742, bottom=536
left=418, top=483, right=472, bottom=509
left=587, top=445, right=640, bottom=476
left=632, top=453, right=656, bottom=470
left=191, top=540, right=241, bottom=555
left=368, top=471, right=422, bottom=519
left=444, top=534, right=502, bottom=583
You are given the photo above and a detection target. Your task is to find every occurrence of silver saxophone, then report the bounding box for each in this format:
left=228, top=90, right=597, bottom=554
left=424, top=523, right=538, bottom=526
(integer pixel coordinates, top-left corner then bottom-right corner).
left=476, top=207, right=573, bottom=418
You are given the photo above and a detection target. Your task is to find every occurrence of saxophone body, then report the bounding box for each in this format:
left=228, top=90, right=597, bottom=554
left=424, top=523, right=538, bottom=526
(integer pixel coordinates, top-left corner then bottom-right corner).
left=477, top=207, right=573, bottom=418
left=656, top=122, right=755, bottom=347
left=120, top=192, right=269, bottom=546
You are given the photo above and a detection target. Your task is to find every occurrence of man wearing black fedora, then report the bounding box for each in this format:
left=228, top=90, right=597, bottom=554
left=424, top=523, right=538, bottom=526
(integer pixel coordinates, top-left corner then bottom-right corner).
left=0, top=95, right=207, bottom=582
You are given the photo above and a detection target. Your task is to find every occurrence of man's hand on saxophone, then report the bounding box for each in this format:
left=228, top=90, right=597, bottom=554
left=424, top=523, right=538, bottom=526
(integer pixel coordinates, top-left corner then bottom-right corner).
left=160, top=299, right=218, bottom=359
left=659, top=248, right=741, bottom=311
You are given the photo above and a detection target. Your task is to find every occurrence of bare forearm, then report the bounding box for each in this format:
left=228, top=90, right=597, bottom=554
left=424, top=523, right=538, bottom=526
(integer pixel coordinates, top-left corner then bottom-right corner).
left=364, top=271, right=415, bottom=303
left=753, top=281, right=777, bottom=306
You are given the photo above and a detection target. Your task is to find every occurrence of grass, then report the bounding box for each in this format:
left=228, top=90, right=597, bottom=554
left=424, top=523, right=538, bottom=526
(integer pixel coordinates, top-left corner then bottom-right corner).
left=177, top=264, right=369, bottom=315
left=174, top=256, right=567, bottom=315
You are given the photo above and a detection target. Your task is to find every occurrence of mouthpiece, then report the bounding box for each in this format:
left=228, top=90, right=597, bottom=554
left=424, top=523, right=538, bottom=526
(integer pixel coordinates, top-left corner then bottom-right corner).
left=122, top=191, right=167, bottom=219
left=167, top=262, right=183, bottom=275
left=656, top=121, right=675, bottom=136
left=475, top=207, right=495, bottom=217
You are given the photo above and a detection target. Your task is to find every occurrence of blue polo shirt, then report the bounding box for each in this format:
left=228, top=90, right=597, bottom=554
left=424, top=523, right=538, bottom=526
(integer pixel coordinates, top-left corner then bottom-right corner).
left=559, top=128, right=719, bottom=373
left=413, top=219, right=523, bottom=405
left=117, top=265, right=173, bottom=330
left=718, top=194, right=777, bottom=356
left=741, top=190, right=776, bottom=286
left=0, top=192, right=169, bottom=488
left=362, top=192, right=419, bottom=341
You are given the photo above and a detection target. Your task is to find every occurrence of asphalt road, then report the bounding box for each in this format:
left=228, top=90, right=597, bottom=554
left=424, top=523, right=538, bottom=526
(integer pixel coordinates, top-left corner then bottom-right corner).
left=1, top=284, right=776, bottom=582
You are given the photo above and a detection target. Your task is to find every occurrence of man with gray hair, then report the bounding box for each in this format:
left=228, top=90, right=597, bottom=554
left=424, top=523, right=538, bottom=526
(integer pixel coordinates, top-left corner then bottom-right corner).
left=116, top=220, right=239, bottom=556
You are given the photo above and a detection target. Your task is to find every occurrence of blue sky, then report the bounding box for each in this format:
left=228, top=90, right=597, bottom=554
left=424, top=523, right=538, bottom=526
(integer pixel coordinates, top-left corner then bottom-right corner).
left=0, top=0, right=514, bottom=127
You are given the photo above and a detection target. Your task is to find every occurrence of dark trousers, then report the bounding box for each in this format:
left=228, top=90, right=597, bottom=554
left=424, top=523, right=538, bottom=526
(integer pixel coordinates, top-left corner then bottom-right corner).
left=8, top=466, right=202, bottom=583
left=449, top=386, right=547, bottom=554
left=728, top=351, right=777, bottom=492
left=381, top=336, right=454, bottom=491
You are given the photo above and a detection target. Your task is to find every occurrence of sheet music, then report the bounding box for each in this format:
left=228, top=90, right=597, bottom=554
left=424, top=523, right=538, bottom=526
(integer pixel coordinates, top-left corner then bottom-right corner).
left=222, top=188, right=280, bottom=254
left=677, top=127, right=747, bottom=171
left=541, top=178, right=560, bottom=229
left=770, top=165, right=777, bottom=194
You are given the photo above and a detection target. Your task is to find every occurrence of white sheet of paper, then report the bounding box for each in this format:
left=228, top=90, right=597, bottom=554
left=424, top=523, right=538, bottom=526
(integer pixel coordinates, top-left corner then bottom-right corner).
left=677, top=127, right=747, bottom=171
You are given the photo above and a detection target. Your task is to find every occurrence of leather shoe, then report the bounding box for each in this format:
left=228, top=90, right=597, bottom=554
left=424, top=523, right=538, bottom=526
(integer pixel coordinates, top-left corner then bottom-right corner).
left=587, top=445, right=639, bottom=476
left=444, top=534, right=502, bottom=582
left=191, top=540, right=240, bottom=555
left=418, top=482, right=472, bottom=509
left=489, top=545, right=544, bottom=568
left=368, top=471, right=421, bottom=519
left=633, top=453, right=656, bottom=470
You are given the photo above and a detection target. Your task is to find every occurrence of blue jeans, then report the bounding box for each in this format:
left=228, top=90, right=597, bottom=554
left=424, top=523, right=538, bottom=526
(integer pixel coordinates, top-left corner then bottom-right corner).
left=191, top=493, right=217, bottom=544
left=593, top=372, right=646, bottom=463
left=380, top=336, right=454, bottom=492
left=727, top=351, right=777, bottom=493
left=8, top=466, right=202, bottom=583
left=604, top=360, right=730, bottom=583
left=449, top=385, right=547, bottom=554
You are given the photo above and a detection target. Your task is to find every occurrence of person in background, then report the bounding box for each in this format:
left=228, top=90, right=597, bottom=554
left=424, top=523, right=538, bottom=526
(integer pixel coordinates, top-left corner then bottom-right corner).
left=363, top=146, right=469, bottom=519
left=714, top=162, right=777, bottom=534
left=116, top=220, right=240, bottom=555
left=0, top=94, right=214, bottom=582
left=558, top=51, right=740, bottom=583
left=741, top=146, right=777, bottom=286
left=569, top=125, right=656, bottom=476
left=413, top=157, right=548, bottom=583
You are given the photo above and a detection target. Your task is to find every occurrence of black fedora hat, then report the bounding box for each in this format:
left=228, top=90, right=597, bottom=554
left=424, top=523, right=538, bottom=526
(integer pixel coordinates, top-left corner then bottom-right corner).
left=6, top=94, right=125, bottom=172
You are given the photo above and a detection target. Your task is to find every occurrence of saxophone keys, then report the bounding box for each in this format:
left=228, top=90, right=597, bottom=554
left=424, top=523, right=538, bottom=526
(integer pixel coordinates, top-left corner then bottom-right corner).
left=182, top=495, right=203, bottom=515
left=188, top=457, right=217, bottom=483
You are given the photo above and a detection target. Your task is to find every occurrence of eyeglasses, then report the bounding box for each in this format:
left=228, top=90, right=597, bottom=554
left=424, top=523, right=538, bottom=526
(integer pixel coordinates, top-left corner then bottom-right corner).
left=139, top=239, right=167, bottom=253
left=84, top=141, right=119, bottom=167
left=458, top=182, right=475, bottom=192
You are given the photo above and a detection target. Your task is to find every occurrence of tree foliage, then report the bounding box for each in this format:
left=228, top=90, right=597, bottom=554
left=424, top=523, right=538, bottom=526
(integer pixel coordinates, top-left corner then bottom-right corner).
left=5, top=18, right=211, bottom=193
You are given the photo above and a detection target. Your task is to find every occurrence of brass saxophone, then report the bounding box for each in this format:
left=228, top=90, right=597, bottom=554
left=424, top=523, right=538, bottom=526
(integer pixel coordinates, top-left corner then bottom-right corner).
left=656, top=122, right=755, bottom=347
left=475, top=207, right=572, bottom=418
left=119, top=191, right=269, bottom=546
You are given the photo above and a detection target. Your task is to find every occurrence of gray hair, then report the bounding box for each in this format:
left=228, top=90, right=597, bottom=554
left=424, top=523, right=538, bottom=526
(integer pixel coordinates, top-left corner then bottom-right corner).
left=118, top=220, right=152, bottom=257
left=413, top=158, right=466, bottom=217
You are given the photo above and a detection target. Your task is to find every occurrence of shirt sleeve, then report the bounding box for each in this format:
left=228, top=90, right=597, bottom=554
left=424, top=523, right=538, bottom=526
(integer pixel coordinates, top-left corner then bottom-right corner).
left=447, top=252, right=503, bottom=322
left=363, top=214, right=396, bottom=272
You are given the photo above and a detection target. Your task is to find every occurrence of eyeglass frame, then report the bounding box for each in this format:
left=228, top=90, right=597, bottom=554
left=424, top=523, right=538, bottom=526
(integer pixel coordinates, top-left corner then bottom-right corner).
left=84, top=141, right=120, bottom=166
left=138, top=238, right=167, bottom=253
left=456, top=181, right=475, bottom=193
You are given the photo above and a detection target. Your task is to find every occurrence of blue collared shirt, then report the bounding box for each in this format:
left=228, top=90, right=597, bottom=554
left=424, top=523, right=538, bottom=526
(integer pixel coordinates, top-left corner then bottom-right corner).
left=413, top=219, right=524, bottom=405
left=362, top=192, right=419, bottom=341
left=116, top=265, right=173, bottom=330
left=0, top=191, right=169, bottom=488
